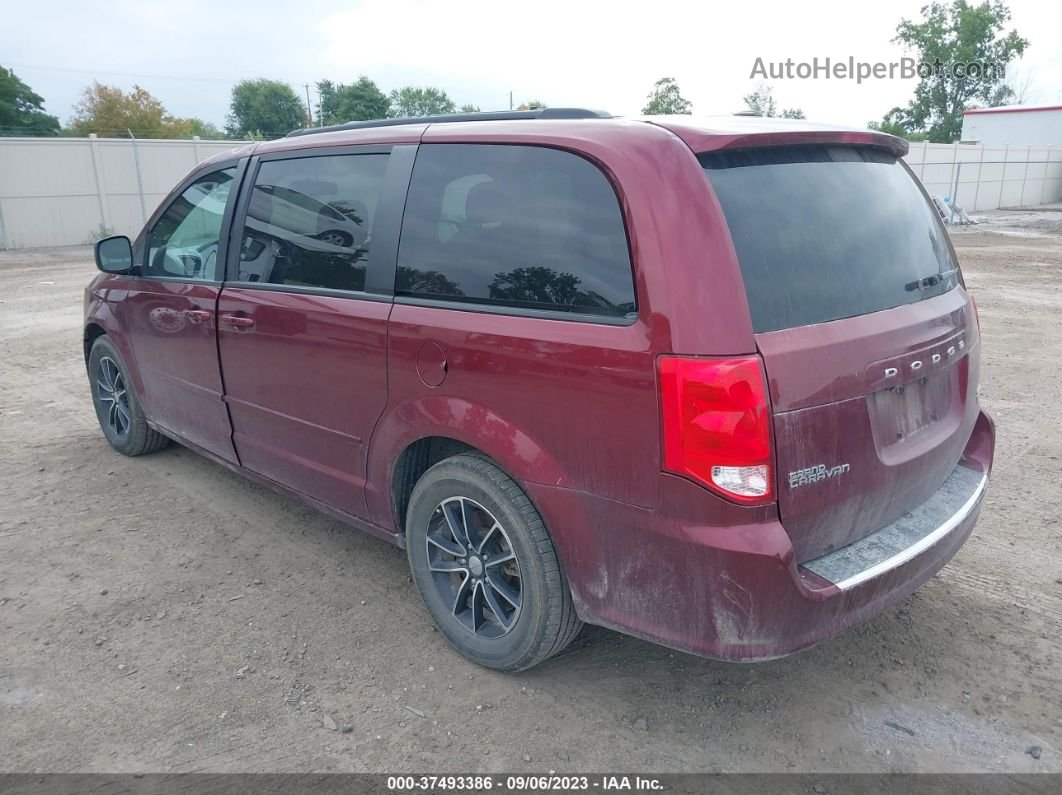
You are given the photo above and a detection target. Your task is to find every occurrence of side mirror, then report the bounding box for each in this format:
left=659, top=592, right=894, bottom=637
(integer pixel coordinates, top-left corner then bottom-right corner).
left=95, top=235, right=134, bottom=274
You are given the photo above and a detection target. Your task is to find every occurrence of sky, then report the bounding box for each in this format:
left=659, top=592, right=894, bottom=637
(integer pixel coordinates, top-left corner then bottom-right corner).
left=3, top=0, right=1061, bottom=133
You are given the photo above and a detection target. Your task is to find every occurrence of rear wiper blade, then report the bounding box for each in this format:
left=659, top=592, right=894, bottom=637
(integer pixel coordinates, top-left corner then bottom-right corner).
left=905, top=268, right=959, bottom=292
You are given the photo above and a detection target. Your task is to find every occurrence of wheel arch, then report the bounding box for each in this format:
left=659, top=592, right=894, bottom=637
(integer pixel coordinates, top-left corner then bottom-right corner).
left=368, top=396, right=571, bottom=535
left=83, top=322, right=107, bottom=366
left=82, top=313, right=148, bottom=401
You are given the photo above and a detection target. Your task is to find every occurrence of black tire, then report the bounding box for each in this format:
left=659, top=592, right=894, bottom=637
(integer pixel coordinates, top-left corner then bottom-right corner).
left=406, top=454, right=582, bottom=671
left=88, top=335, right=169, bottom=457
left=316, top=229, right=353, bottom=248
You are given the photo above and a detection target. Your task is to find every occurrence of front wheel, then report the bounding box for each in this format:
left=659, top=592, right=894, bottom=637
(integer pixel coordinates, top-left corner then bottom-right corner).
left=88, top=335, right=169, bottom=456
left=406, top=454, right=582, bottom=671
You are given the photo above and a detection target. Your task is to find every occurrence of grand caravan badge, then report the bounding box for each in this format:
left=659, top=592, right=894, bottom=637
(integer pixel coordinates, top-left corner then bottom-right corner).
left=788, top=463, right=851, bottom=489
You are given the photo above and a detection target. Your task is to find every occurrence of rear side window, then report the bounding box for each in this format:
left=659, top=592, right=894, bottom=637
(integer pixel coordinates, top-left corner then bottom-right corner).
left=235, top=154, right=388, bottom=292
left=397, top=144, right=635, bottom=319
left=701, top=146, right=960, bottom=333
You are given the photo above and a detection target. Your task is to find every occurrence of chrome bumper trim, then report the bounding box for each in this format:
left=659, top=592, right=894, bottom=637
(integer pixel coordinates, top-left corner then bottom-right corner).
left=803, top=467, right=988, bottom=591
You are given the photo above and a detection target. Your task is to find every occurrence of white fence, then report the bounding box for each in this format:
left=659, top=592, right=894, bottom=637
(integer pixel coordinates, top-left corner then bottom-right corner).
left=0, top=135, right=239, bottom=249
left=904, top=141, right=1062, bottom=212
left=1, top=135, right=1061, bottom=249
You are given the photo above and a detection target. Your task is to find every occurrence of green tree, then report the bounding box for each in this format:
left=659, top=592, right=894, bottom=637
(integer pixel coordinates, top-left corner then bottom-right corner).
left=641, top=77, right=692, bottom=115
left=184, top=118, right=226, bottom=139
left=887, top=0, right=1028, bottom=142
left=68, top=82, right=195, bottom=138
left=317, top=76, right=390, bottom=125
left=459, top=104, right=481, bottom=113
left=397, top=266, right=463, bottom=295
left=490, top=266, right=581, bottom=306
left=743, top=85, right=805, bottom=118
left=388, top=86, right=456, bottom=118
left=488, top=266, right=630, bottom=313
left=743, top=85, right=776, bottom=117
left=517, top=100, right=547, bottom=110
left=0, top=66, right=60, bottom=136
left=868, top=110, right=929, bottom=141
left=227, top=78, right=305, bottom=139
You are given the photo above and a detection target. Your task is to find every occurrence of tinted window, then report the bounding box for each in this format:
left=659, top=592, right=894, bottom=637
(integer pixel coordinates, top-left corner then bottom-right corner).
left=397, top=144, right=635, bottom=318
left=235, top=154, right=388, bottom=292
left=147, top=168, right=235, bottom=280
left=701, top=146, right=960, bottom=333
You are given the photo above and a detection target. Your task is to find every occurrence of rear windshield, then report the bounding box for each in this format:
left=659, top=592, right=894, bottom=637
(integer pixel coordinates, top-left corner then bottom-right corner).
left=700, top=146, right=960, bottom=333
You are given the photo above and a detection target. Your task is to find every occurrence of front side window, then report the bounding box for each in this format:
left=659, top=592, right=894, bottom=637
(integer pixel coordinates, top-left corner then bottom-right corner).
left=146, top=168, right=235, bottom=280
left=234, top=154, right=389, bottom=293
left=396, top=144, right=636, bottom=318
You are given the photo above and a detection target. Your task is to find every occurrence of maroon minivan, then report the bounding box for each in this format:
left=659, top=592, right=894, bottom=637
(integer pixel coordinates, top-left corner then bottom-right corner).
left=84, top=109, right=995, bottom=671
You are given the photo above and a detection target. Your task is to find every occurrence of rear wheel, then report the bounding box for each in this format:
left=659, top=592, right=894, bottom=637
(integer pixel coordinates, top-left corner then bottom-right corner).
left=88, top=335, right=169, bottom=456
left=406, top=454, right=581, bottom=671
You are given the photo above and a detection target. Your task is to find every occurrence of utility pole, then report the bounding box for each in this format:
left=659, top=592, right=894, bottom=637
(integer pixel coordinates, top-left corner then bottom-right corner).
left=509, top=91, right=513, bottom=111
left=303, top=84, right=313, bottom=127
left=127, top=129, right=147, bottom=224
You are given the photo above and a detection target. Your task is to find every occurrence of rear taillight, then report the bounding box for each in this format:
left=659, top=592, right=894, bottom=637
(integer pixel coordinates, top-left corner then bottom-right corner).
left=658, top=355, right=774, bottom=505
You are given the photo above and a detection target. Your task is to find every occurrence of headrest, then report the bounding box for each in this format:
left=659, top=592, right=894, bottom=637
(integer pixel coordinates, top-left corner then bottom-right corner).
left=465, top=182, right=508, bottom=225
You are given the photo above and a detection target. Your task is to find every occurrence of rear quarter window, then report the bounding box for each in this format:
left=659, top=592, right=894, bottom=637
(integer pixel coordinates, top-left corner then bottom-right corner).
left=396, top=144, right=636, bottom=319
left=701, top=146, right=961, bottom=333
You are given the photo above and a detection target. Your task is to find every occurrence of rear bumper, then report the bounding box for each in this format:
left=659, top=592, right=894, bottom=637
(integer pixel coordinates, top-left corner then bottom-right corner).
left=529, top=408, right=995, bottom=662
left=800, top=464, right=986, bottom=590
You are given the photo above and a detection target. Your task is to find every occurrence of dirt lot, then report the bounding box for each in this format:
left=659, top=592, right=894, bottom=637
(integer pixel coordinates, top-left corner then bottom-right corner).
left=1, top=219, right=1060, bottom=773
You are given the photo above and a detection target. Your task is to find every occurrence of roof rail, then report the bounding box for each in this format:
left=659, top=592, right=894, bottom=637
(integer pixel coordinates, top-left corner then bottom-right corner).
left=286, top=107, right=613, bottom=137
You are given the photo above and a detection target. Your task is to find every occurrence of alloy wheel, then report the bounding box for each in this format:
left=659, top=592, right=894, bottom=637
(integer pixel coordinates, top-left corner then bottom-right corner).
left=318, top=231, right=350, bottom=247
left=425, top=496, right=522, bottom=638
left=96, top=356, right=131, bottom=439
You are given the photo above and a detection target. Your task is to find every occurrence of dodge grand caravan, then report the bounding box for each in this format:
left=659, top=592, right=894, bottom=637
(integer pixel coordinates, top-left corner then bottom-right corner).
left=84, top=109, right=995, bottom=671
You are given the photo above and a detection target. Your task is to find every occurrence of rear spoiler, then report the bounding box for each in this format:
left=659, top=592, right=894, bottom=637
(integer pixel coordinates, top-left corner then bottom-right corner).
left=657, top=125, right=909, bottom=158
left=710, top=130, right=908, bottom=157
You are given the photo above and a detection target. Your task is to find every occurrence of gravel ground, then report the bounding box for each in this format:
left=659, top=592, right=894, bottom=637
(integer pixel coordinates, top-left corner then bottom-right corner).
left=0, top=221, right=1060, bottom=773
left=962, top=202, right=1062, bottom=238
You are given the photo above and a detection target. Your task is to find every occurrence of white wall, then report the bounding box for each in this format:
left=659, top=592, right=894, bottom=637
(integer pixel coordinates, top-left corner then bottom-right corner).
left=961, top=109, right=1062, bottom=147
left=0, top=135, right=239, bottom=249
left=903, top=141, right=1062, bottom=212
left=1, top=135, right=1061, bottom=249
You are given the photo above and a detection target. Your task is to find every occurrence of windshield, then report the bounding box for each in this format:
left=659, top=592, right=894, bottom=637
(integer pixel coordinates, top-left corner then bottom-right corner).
left=701, top=145, right=961, bottom=333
